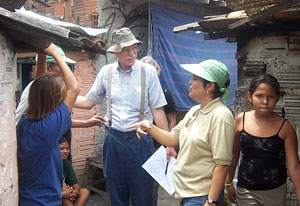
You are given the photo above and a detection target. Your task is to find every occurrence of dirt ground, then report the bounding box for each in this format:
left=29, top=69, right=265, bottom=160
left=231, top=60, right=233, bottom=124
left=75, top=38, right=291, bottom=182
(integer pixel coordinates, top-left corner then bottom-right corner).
left=86, top=186, right=180, bottom=206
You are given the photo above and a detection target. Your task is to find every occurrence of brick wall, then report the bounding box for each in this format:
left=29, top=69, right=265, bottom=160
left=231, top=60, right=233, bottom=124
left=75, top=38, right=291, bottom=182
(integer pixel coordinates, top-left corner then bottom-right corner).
left=0, top=32, right=18, bottom=206
left=24, top=0, right=98, bottom=27
left=67, top=51, right=99, bottom=183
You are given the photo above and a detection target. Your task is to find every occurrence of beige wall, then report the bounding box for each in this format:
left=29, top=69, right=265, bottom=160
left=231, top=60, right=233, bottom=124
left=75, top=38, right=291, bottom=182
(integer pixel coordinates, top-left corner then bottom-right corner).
left=0, top=32, right=18, bottom=206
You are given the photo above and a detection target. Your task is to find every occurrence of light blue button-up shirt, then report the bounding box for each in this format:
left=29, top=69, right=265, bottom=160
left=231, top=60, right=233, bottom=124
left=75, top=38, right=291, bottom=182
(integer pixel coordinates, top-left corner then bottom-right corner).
left=87, top=60, right=167, bottom=132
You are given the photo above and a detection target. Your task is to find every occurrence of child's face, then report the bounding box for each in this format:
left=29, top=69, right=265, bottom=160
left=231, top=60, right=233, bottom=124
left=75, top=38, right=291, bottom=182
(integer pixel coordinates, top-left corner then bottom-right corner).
left=59, top=142, right=70, bottom=160
left=248, top=83, right=279, bottom=115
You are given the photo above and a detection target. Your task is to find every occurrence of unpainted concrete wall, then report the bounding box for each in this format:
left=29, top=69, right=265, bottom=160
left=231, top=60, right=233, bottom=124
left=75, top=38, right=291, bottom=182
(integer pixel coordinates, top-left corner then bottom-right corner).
left=0, top=32, right=18, bottom=206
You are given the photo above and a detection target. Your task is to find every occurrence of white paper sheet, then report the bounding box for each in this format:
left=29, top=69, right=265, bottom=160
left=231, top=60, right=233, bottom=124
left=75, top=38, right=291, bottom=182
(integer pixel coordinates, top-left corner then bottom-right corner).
left=142, top=145, right=176, bottom=195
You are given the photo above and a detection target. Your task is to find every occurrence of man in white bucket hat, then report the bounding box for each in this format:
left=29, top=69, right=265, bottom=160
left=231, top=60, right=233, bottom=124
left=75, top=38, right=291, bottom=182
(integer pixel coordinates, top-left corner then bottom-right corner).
left=74, top=27, right=168, bottom=206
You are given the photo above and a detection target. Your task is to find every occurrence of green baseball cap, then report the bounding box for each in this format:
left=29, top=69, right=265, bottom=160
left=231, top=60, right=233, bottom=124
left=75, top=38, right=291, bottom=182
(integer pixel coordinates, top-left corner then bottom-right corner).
left=35, top=45, right=76, bottom=64
left=180, top=59, right=230, bottom=103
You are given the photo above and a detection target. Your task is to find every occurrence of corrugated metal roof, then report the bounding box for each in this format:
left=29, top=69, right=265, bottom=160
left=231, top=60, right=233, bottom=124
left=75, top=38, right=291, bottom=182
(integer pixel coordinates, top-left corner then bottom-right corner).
left=0, top=6, right=107, bottom=56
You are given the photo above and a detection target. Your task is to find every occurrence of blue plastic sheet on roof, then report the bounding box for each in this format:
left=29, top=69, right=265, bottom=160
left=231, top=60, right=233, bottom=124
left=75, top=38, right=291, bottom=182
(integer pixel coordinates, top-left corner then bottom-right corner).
left=151, top=3, right=237, bottom=111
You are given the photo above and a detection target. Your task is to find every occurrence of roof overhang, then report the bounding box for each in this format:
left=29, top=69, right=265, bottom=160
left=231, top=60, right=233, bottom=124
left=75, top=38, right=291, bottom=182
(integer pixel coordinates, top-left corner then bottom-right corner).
left=0, top=7, right=107, bottom=57
left=173, top=0, right=300, bottom=41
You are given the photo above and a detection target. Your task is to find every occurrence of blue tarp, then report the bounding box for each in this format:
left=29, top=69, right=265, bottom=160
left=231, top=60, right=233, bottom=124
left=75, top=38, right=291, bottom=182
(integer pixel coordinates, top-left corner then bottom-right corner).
left=151, top=3, right=237, bottom=111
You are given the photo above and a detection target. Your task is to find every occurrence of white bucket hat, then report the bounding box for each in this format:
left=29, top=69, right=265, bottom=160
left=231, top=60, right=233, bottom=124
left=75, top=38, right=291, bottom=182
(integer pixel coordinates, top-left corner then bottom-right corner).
left=107, top=27, right=142, bottom=53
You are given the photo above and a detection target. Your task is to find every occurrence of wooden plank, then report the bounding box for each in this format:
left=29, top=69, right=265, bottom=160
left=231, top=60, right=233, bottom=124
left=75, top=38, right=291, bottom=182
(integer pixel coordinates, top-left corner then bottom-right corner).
left=259, top=35, right=287, bottom=43
left=174, top=10, right=247, bottom=34
left=173, top=22, right=202, bottom=33
left=289, top=44, right=300, bottom=51
left=264, top=42, right=287, bottom=49
left=228, top=0, right=300, bottom=30
left=289, top=36, right=300, bottom=44
left=86, top=185, right=110, bottom=198
left=199, top=16, right=246, bottom=31
left=173, top=16, right=245, bottom=33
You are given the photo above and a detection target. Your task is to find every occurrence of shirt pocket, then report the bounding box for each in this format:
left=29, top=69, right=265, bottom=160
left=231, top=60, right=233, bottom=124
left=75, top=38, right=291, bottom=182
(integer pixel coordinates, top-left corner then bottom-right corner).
left=132, top=86, right=150, bottom=111
left=132, top=87, right=142, bottom=111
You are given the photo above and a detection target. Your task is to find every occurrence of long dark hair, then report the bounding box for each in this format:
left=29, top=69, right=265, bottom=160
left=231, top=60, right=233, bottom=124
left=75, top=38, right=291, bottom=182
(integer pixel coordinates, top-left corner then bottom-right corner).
left=25, top=73, right=66, bottom=120
left=249, top=74, right=280, bottom=96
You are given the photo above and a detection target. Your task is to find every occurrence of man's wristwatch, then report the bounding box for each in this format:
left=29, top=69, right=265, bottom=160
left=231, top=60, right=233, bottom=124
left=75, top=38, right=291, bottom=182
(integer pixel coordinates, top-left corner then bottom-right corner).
left=207, top=198, right=218, bottom=204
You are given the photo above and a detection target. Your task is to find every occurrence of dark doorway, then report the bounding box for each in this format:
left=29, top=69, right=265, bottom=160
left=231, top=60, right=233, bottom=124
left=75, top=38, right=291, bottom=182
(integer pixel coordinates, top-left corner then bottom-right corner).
left=16, top=58, right=35, bottom=107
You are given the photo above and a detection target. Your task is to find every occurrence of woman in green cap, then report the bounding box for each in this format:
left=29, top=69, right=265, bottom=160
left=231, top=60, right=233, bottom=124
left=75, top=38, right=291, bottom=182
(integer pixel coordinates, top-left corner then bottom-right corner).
left=128, top=59, right=235, bottom=206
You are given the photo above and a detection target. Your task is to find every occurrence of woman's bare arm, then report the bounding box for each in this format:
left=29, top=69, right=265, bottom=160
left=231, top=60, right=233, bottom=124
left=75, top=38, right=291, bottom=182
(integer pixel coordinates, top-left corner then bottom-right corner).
left=43, top=43, right=80, bottom=111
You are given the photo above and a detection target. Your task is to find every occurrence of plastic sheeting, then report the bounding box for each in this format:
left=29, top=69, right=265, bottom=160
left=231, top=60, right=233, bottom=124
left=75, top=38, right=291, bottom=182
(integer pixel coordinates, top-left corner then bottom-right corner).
left=151, top=3, right=237, bottom=111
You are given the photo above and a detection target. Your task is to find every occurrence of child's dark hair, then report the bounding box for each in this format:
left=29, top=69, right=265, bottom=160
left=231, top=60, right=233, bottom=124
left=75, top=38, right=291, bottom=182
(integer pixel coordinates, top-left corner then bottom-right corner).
left=249, top=74, right=280, bottom=96
left=59, top=136, right=68, bottom=144
left=203, top=78, right=230, bottom=99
